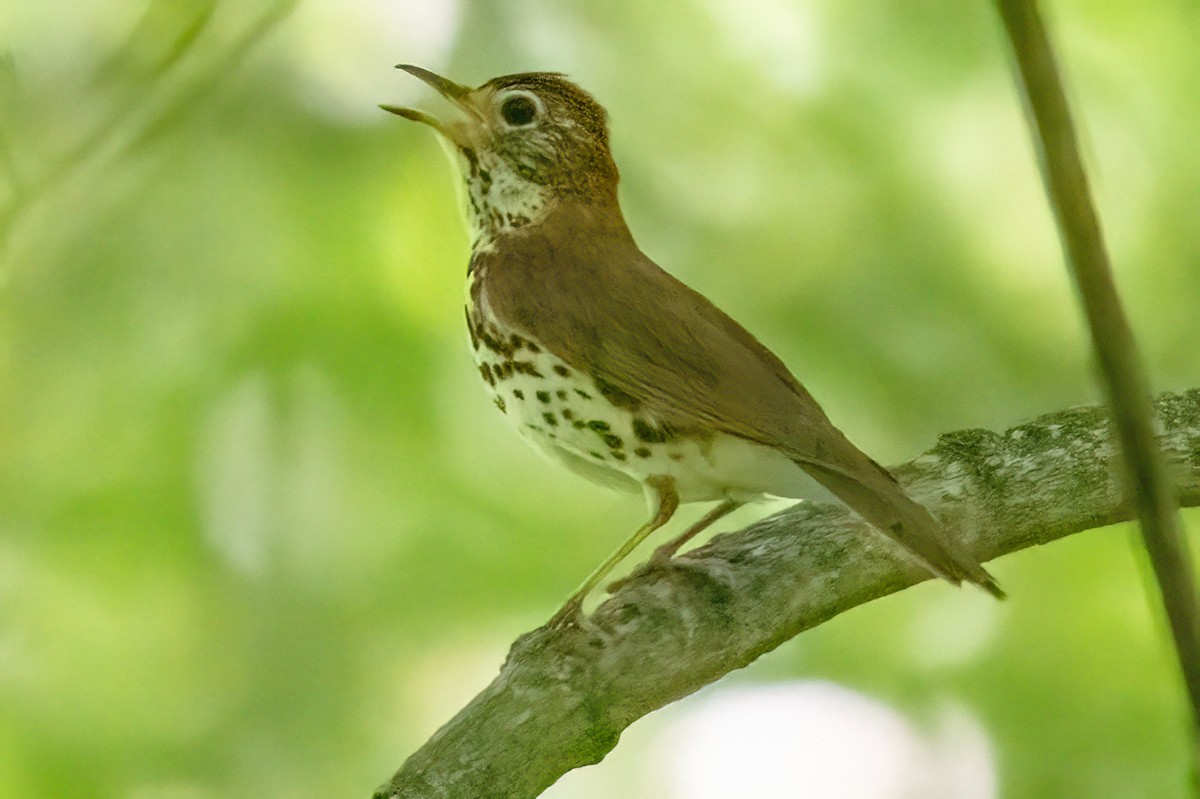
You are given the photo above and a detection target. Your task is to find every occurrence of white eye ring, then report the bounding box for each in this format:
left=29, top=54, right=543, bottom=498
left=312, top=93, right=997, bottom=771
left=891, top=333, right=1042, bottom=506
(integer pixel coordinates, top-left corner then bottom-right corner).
left=496, top=90, right=543, bottom=129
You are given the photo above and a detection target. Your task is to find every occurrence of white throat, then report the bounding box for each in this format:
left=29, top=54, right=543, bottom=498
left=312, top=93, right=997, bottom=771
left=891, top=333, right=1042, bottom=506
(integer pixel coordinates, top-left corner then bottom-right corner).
left=444, top=142, right=551, bottom=249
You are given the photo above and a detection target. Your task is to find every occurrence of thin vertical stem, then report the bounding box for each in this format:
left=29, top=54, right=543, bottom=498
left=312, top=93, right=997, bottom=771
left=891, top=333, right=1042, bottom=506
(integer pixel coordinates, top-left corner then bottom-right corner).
left=994, top=0, right=1200, bottom=784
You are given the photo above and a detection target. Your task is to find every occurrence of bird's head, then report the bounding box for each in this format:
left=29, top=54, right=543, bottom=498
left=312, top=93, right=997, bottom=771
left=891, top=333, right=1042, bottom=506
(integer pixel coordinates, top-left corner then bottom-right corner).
left=383, top=66, right=619, bottom=246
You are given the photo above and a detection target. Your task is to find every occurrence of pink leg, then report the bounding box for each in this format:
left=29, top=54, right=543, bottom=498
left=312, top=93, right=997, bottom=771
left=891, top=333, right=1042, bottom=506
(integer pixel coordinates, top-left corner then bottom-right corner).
left=607, top=498, right=743, bottom=593
left=546, top=476, right=680, bottom=628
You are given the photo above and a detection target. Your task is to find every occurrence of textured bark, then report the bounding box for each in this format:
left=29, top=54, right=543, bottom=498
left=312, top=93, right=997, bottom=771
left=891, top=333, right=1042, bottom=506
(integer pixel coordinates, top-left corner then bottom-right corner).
left=374, top=390, right=1200, bottom=799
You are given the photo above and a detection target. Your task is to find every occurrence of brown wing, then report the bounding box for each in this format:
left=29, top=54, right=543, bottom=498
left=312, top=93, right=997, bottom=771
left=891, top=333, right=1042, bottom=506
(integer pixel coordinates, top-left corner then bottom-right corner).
left=475, top=204, right=1002, bottom=596
left=474, top=205, right=851, bottom=466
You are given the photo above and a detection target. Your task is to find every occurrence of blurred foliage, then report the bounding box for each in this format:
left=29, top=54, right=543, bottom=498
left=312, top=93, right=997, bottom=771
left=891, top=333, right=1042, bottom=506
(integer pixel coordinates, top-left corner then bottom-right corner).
left=0, top=0, right=1197, bottom=797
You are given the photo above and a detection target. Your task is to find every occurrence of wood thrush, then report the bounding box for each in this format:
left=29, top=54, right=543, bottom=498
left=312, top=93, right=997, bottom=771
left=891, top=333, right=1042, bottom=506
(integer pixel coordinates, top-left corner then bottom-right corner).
left=383, top=66, right=1003, bottom=626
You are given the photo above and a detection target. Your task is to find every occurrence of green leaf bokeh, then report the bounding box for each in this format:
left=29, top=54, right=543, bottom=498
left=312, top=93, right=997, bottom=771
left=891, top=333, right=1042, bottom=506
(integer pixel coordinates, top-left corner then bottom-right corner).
left=1, top=1, right=1197, bottom=797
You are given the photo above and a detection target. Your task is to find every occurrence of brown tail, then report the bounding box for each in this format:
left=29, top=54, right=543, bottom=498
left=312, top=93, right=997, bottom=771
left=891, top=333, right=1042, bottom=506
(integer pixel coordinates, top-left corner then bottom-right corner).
left=797, top=458, right=1005, bottom=599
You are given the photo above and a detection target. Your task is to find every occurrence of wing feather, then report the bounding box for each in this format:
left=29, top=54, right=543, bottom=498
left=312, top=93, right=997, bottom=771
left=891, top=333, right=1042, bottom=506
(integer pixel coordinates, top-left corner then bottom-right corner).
left=471, top=205, right=1001, bottom=595
left=473, top=211, right=842, bottom=466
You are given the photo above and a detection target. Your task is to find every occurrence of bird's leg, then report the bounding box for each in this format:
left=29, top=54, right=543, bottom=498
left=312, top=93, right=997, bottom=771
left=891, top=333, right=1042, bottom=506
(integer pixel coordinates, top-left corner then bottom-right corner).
left=545, top=476, right=679, bottom=629
left=606, top=498, right=742, bottom=593
left=648, top=498, right=743, bottom=563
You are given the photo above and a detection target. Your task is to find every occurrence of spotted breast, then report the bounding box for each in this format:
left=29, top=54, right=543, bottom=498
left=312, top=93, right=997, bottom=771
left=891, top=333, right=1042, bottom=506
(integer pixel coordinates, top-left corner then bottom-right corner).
left=465, top=286, right=639, bottom=493
left=464, top=274, right=815, bottom=504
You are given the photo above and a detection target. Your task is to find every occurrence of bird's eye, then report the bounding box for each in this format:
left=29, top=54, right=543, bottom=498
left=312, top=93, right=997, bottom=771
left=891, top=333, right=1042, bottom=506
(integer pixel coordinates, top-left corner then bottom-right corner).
left=500, top=94, right=539, bottom=127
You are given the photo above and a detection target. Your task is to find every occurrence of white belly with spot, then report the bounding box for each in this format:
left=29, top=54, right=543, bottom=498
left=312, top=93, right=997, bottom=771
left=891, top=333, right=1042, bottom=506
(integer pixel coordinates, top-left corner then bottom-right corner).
left=466, top=308, right=821, bottom=504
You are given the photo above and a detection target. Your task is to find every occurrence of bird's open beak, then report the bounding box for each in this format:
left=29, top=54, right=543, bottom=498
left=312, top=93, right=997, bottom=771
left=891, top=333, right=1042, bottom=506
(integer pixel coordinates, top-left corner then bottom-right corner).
left=381, top=64, right=478, bottom=144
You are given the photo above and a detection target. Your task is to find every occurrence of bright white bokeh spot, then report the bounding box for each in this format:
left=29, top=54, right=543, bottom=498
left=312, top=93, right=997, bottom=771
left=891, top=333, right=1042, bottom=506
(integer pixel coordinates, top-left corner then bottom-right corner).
left=701, top=0, right=825, bottom=95
left=271, top=0, right=462, bottom=122
left=660, top=682, right=996, bottom=799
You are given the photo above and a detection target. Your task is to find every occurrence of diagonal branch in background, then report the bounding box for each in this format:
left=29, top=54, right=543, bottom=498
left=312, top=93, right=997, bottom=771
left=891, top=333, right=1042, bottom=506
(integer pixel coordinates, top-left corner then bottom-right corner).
left=374, top=390, right=1200, bottom=799
left=0, top=1, right=300, bottom=261
left=994, top=0, right=1200, bottom=775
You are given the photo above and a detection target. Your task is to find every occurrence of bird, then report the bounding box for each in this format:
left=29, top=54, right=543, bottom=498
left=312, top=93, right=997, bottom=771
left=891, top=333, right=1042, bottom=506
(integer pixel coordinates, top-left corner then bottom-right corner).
left=382, top=65, right=1003, bottom=627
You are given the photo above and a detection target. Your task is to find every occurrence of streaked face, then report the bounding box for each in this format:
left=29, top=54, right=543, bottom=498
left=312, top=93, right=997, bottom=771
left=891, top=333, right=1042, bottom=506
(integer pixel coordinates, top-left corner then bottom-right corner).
left=384, top=68, right=618, bottom=194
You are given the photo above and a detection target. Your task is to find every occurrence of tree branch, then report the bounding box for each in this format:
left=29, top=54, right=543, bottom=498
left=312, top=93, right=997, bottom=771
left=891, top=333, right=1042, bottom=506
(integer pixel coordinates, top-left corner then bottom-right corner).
left=373, top=389, right=1200, bottom=799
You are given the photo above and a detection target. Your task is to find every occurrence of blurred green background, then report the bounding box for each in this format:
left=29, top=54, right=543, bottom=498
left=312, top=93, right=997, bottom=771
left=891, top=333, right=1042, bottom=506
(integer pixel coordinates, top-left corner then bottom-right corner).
left=1, top=1, right=1197, bottom=797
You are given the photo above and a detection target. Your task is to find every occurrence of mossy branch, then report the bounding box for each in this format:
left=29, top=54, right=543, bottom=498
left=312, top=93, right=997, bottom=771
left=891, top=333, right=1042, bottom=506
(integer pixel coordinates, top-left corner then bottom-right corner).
left=373, top=390, right=1200, bottom=799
